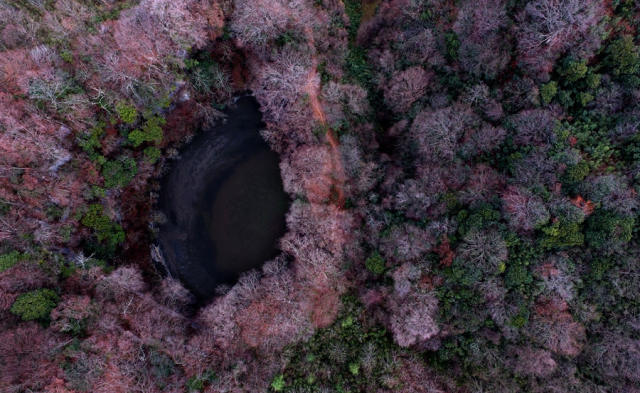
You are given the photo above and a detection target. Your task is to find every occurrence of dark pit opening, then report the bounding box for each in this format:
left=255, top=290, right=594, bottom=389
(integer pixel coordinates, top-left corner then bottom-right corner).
left=157, top=96, right=289, bottom=300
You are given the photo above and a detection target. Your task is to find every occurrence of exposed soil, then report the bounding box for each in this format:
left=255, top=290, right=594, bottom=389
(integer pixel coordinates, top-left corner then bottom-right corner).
left=303, top=26, right=346, bottom=208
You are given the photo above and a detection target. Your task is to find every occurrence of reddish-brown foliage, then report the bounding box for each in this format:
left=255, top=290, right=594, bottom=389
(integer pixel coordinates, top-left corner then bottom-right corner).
left=530, top=296, right=586, bottom=356
left=434, top=236, right=454, bottom=267
left=0, top=323, right=62, bottom=389
left=570, top=195, right=596, bottom=216
left=511, top=346, right=557, bottom=377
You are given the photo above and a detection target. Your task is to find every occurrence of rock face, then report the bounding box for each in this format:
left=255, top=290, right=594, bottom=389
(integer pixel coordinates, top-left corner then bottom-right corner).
left=157, top=96, right=289, bottom=299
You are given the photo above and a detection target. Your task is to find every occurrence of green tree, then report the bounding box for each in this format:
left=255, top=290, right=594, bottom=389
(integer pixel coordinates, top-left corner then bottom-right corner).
left=344, top=0, right=363, bottom=40
left=143, top=146, right=161, bottom=163
left=563, top=160, right=590, bottom=185
left=606, top=35, right=640, bottom=77
left=115, top=101, right=138, bottom=124
left=128, top=116, right=165, bottom=147
left=365, top=252, right=386, bottom=275
left=577, top=91, right=594, bottom=107
left=0, top=251, right=22, bottom=273
left=444, top=31, right=460, bottom=61
left=81, top=204, right=125, bottom=249
left=186, top=370, right=216, bottom=392
left=585, top=210, right=634, bottom=250
left=585, top=72, right=601, bottom=89
left=540, top=81, right=558, bottom=105
left=270, top=374, right=285, bottom=392
left=77, top=122, right=105, bottom=161
left=102, top=156, right=137, bottom=188
left=559, top=58, right=588, bottom=83
left=10, top=289, right=59, bottom=321
left=540, top=220, right=584, bottom=249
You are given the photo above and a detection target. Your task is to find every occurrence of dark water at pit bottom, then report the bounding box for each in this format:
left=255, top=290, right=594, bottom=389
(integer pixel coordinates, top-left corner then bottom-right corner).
left=157, top=96, right=289, bottom=299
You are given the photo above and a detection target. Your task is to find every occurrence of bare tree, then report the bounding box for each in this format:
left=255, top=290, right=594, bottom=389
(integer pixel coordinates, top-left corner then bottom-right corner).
left=502, top=185, right=551, bottom=232
left=388, top=289, right=440, bottom=347
left=410, top=104, right=478, bottom=164
left=510, top=346, right=557, bottom=377
left=457, top=229, right=508, bottom=275
left=516, top=0, right=605, bottom=78
left=509, top=109, right=558, bottom=146
left=384, top=66, right=432, bottom=113
left=454, top=0, right=511, bottom=79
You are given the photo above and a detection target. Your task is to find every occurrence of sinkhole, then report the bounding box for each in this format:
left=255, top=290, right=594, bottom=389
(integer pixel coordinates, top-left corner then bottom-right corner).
left=157, top=96, right=289, bottom=299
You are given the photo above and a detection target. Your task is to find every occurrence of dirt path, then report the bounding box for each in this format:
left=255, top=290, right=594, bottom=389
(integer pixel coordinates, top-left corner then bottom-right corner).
left=303, top=26, right=346, bottom=208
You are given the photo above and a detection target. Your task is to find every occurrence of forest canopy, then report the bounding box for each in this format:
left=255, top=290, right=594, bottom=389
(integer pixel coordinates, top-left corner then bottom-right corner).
left=1, top=0, right=640, bottom=392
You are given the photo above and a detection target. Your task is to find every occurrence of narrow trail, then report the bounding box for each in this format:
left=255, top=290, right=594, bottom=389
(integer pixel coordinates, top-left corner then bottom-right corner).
left=302, top=26, right=346, bottom=208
